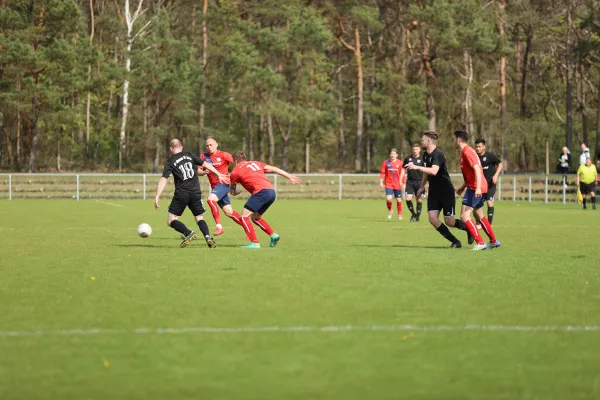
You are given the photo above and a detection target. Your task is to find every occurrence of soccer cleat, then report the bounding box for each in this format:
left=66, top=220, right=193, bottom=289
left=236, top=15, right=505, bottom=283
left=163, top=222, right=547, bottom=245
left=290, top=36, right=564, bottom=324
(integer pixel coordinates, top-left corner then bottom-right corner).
left=214, top=227, right=224, bottom=236
left=180, top=231, right=197, bottom=248
left=450, top=241, right=462, bottom=248
left=415, top=216, right=420, bottom=222
left=489, top=240, right=501, bottom=248
left=583, top=204, right=587, bottom=210
left=241, top=243, right=261, bottom=249
left=387, top=212, right=392, bottom=220
left=205, top=237, right=216, bottom=248
left=270, top=233, right=280, bottom=247
left=410, top=216, right=415, bottom=222
left=594, top=204, right=597, bottom=210
left=471, top=243, right=488, bottom=251
left=398, top=215, right=403, bottom=220
left=467, top=232, right=475, bottom=245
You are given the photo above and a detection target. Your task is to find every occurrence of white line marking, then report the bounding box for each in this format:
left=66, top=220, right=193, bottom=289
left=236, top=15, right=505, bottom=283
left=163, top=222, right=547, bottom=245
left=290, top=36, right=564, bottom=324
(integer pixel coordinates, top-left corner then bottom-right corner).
left=95, top=200, right=126, bottom=207
left=1, top=324, right=599, bottom=337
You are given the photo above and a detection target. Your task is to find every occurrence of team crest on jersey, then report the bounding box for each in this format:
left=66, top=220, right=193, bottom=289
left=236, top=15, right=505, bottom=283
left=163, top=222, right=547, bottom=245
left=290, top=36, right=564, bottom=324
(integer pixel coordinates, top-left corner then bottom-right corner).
left=216, top=157, right=221, bottom=162
left=483, top=157, right=487, bottom=161
left=417, top=160, right=421, bottom=163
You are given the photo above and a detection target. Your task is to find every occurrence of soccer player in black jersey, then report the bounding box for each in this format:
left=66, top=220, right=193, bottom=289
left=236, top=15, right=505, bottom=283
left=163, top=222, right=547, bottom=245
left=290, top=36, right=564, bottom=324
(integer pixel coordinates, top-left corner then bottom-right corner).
left=403, top=142, right=424, bottom=222
left=405, top=131, right=469, bottom=248
left=474, top=138, right=502, bottom=224
left=154, top=139, right=230, bottom=248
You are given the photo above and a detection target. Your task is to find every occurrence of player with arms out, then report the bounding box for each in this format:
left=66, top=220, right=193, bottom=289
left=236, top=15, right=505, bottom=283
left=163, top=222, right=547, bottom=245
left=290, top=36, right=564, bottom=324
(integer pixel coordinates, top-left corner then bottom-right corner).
left=454, top=131, right=501, bottom=250
left=406, top=131, right=469, bottom=248
left=154, top=139, right=230, bottom=248
left=474, top=138, right=502, bottom=225
left=198, top=136, right=244, bottom=236
left=403, top=142, right=424, bottom=222
left=379, top=148, right=405, bottom=220
left=229, top=152, right=301, bottom=249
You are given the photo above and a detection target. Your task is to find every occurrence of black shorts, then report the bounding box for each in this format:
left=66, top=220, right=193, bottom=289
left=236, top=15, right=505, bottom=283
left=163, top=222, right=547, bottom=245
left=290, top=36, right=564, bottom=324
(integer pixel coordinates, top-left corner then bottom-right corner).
left=427, top=190, right=456, bottom=217
left=483, top=183, right=496, bottom=201
left=405, top=180, right=422, bottom=196
left=580, top=182, right=596, bottom=195
left=168, top=191, right=205, bottom=217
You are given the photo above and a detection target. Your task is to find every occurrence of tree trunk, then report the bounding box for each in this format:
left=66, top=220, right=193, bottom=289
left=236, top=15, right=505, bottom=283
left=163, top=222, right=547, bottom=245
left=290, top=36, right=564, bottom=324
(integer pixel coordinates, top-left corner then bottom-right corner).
left=258, top=114, right=265, bottom=162
left=514, top=24, right=521, bottom=86
left=28, top=96, right=39, bottom=173
left=16, top=77, right=21, bottom=165
left=420, top=27, right=436, bottom=132
left=94, top=135, right=99, bottom=165
left=305, top=130, right=312, bottom=174
left=57, top=128, right=61, bottom=172
left=0, top=112, right=4, bottom=166
left=281, top=123, right=291, bottom=170
left=337, top=60, right=347, bottom=161
left=143, top=93, right=148, bottom=166
left=463, top=49, right=474, bottom=135
left=579, top=61, right=588, bottom=145
left=595, top=84, right=600, bottom=162
left=565, top=2, right=574, bottom=152
left=152, top=92, right=161, bottom=173
left=198, top=0, right=208, bottom=140
left=520, top=26, right=532, bottom=117
left=354, top=27, right=363, bottom=172
left=119, top=38, right=132, bottom=172
left=267, top=112, right=275, bottom=165
left=497, top=0, right=508, bottom=168
left=246, top=109, right=254, bottom=160
left=85, top=0, right=95, bottom=160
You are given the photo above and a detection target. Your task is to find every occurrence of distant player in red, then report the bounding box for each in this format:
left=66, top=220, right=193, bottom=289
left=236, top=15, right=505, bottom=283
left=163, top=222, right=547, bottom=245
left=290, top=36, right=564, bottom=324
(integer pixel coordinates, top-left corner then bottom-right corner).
left=198, top=137, right=243, bottom=236
left=453, top=130, right=500, bottom=251
left=229, top=151, right=301, bottom=249
left=379, top=148, right=405, bottom=220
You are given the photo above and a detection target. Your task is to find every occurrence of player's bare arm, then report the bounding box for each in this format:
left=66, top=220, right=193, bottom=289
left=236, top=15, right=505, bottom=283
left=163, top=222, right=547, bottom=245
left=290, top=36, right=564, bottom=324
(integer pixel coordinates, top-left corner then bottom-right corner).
left=264, top=165, right=302, bottom=184
left=197, top=167, right=208, bottom=176
left=399, top=167, right=406, bottom=189
left=229, top=184, right=241, bottom=196
left=456, top=184, right=466, bottom=195
left=492, top=162, right=503, bottom=184
left=202, top=163, right=230, bottom=185
left=474, top=164, right=482, bottom=197
left=379, top=178, right=385, bottom=190
left=154, top=177, right=168, bottom=209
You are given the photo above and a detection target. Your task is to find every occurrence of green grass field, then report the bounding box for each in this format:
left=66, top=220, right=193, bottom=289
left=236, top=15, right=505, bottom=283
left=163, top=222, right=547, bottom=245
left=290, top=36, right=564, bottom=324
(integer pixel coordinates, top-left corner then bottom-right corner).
left=1, top=199, right=599, bottom=399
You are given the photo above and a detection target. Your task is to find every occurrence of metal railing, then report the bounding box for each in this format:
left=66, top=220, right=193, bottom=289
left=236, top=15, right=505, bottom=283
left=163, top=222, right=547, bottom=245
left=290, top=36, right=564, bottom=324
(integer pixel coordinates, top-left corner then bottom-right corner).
left=0, top=173, right=578, bottom=203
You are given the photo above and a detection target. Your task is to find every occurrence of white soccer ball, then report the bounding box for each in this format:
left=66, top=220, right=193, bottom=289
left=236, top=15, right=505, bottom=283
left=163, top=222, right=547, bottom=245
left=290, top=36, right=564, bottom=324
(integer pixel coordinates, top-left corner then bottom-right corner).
left=137, top=223, right=152, bottom=238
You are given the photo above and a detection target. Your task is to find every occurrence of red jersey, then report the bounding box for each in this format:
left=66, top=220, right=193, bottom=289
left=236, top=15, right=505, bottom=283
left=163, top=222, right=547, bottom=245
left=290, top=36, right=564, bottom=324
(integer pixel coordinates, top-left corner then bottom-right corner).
left=230, top=161, right=274, bottom=195
left=199, top=150, right=234, bottom=188
left=380, top=159, right=403, bottom=190
left=460, top=146, right=488, bottom=192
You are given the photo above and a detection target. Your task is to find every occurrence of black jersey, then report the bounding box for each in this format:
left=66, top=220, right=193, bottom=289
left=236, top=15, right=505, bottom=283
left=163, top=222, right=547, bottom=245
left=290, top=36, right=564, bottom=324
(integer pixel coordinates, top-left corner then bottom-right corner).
left=478, top=151, right=501, bottom=183
left=161, top=151, right=205, bottom=194
left=423, top=147, right=454, bottom=193
left=403, top=155, right=424, bottom=181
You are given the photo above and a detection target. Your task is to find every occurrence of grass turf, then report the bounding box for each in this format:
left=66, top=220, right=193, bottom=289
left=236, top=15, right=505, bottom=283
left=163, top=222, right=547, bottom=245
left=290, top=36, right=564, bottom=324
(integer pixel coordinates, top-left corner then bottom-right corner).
left=0, top=199, right=599, bottom=399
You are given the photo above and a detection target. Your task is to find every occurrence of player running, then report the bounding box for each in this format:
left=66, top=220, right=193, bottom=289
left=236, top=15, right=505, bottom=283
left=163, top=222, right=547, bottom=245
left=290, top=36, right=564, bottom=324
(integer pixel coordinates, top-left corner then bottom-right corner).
left=154, top=139, right=230, bottom=248
left=403, top=143, right=424, bottom=222
left=229, top=151, right=301, bottom=249
left=379, top=148, right=405, bottom=220
left=405, top=131, right=469, bottom=248
left=454, top=131, right=501, bottom=251
left=475, top=138, right=502, bottom=224
left=198, top=136, right=244, bottom=236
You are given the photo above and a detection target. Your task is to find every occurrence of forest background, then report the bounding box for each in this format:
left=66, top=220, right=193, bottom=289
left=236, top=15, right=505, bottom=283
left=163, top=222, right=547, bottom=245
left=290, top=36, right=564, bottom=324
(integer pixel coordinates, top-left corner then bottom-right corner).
left=0, top=0, right=599, bottom=173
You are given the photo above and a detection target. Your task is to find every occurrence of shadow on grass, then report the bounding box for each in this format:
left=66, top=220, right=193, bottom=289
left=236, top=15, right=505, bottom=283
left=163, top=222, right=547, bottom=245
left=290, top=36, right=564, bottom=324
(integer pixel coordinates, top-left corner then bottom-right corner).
left=354, top=244, right=449, bottom=249
left=114, top=244, right=170, bottom=248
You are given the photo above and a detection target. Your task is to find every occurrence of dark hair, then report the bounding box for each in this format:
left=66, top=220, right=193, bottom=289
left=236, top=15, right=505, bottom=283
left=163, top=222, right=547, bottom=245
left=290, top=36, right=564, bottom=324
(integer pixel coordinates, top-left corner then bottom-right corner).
left=233, top=151, right=247, bottom=162
left=474, top=138, right=486, bottom=145
left=412, top=142, right=421, bottom=147
left=453, top=130, right=469, bottom=143
left=422, top=131, right=438, bottom=141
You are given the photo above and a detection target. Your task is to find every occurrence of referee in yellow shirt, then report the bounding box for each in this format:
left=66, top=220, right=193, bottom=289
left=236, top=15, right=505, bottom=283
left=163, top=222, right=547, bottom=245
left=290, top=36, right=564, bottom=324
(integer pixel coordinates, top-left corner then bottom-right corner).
left=576, top=157, right=598, bottom=210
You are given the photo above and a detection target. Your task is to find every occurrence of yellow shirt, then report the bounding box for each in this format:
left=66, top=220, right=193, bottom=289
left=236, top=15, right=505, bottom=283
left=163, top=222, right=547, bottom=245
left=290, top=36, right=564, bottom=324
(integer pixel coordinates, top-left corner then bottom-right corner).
left=577, top=164, right=597, bottom=184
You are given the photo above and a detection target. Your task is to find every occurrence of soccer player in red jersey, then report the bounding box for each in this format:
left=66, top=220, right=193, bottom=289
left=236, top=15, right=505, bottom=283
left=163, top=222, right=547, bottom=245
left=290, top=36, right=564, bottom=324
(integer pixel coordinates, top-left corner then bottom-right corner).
left=229, top=151, right=301, bottom=249
left=198, top=137, right=244, bottom=236
left=453, top=130, right=501, bottom=250
left=379, top=148, right=406, bottom=220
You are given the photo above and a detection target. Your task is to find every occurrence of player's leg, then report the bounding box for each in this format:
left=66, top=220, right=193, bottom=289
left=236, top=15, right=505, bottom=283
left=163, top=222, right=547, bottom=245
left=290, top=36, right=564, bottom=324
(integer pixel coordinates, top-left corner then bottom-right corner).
left=207, top=184, right=230, bottom=235
left=189, top=193, right=215, bottom=248
left=240, top=207, right=260, bottom=248
left=248, top=190, right=279, bottom=247
left=486, top=184, right=496, bottom=224
left=581, top=183, right=588, bottom=209
left=395, top=190, right=403, bottom=220
left=590, top=185, right=596, bottom=209
left=428, top=195, right=461, bottom=247
left=222, top=204, right=243, bottom=226
left=385, top=189, right=394, bottom=219
left=167, top=193, right=196, bottom=247
left=474, top=207, right=500, bottom=248
left=460, top=191, right=486, bottom=250
left=405, top=191, right=416, bottom=222
left=416, top=191, right=423, bottom=222
left=441, top=193, right=470, bottom=243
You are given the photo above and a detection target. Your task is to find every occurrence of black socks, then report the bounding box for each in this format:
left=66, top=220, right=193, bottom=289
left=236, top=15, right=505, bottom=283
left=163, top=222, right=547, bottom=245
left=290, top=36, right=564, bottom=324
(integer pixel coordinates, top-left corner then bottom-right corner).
left=170, top=220, right=191, bottom=236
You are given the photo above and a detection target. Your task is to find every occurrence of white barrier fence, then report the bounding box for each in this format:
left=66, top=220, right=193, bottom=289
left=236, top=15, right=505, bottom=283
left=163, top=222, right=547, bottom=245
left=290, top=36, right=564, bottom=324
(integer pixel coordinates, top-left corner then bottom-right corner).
left=0, top=173, right=577, bottom=203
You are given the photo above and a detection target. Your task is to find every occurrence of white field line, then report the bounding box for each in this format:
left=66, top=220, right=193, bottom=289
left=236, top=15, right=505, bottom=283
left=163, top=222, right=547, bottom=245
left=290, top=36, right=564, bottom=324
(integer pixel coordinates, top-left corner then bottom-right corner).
left=95, top=200, right=126, bottom=207
left=1, top=324, right=599, bottom=337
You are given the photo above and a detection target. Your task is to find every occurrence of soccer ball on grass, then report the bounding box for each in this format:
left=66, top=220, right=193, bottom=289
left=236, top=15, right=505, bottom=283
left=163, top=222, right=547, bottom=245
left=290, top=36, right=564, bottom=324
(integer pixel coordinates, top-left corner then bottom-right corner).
left=137, top=223, right=152, bottom=238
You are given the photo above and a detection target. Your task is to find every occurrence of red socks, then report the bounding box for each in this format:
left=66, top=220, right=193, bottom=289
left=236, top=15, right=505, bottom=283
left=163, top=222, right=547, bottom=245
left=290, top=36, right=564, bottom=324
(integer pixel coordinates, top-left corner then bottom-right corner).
left=396, top=200, right=402, bottom=215
left=207, top=199, right=221, bottom=224
left=386, top=201, right=392, bottom=211
left=465, top=219, right=484, bottom=245
left=253, top=218, right=274, bottom=235
left=479, top=217, right=497, bottom=242
left=228, top=211, right=243, bottom=226
left=241, top=217, right=258, bottom=243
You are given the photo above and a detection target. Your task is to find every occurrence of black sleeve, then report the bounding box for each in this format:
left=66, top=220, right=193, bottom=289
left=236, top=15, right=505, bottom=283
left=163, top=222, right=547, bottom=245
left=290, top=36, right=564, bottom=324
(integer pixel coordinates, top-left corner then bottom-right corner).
left=431, top=151, right=444, bottom=166
left=191, top=153, right=204, bottom=167
left=491, top=153, right=501, bottom=165
left=403, top=157, right=410, bottom=166
left=161, top=162, right=172, bottom=178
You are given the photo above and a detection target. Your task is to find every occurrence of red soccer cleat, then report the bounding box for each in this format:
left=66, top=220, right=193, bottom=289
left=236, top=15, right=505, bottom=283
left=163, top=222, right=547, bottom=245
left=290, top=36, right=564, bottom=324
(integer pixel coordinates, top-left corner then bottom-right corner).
left=214, top=227, right=224, bottom=236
